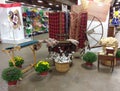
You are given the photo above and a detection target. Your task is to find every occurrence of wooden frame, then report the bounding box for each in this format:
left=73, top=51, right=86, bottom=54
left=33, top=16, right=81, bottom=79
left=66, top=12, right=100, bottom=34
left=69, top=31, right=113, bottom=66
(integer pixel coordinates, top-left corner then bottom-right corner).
left=2, top=40, right=39, bottom=73
left=98, top=53, right=115, bottom=72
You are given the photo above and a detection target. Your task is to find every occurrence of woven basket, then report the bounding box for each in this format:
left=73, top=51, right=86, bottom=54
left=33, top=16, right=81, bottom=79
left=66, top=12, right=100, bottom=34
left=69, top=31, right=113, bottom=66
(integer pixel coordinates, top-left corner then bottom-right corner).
left=55, top=62, right=70, bottom=72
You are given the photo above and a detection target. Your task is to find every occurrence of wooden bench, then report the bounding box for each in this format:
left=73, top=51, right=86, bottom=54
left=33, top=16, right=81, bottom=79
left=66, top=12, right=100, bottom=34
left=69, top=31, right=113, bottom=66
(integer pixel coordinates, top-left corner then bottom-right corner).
left=2, top=40, right=39, bottom=73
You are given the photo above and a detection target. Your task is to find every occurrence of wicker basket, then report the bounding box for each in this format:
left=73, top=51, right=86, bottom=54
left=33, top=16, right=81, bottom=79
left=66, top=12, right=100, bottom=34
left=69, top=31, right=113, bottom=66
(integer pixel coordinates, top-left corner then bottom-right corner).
left=55, top=62, right=70, bottom=72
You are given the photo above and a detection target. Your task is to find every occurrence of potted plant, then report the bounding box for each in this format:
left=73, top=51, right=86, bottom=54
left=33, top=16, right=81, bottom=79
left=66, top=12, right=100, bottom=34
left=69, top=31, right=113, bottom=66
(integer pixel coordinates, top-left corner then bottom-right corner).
left=9, top=56, right=24, bottom=68
left=1, top=67, right=22, bottom=86
left=116, top=50, right=120, bottom=61
left=82, top=51, right=97, bottom=68
left=34, top=61, right=50, bottom=75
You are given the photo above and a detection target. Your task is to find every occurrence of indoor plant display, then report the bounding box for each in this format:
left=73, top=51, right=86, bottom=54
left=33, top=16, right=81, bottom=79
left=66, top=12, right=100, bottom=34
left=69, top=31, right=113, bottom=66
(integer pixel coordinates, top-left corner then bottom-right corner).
left=116, top=50, right=120, bottom=61
left=1, top=67, right=22, bottom=85
left=34, top=60, right=50, bottom=75
left=82, top=51, right=97, bottom=68
left=9, top=56, right=24, bottom=67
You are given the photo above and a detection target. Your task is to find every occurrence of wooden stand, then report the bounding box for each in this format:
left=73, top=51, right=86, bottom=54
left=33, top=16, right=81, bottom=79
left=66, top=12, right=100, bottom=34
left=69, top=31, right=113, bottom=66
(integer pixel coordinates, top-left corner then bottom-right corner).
left=107, top=25, right=115, bottom=37
left=2, top=40, right=39, bottom=73
left=98, top=53, right=115, bottom=72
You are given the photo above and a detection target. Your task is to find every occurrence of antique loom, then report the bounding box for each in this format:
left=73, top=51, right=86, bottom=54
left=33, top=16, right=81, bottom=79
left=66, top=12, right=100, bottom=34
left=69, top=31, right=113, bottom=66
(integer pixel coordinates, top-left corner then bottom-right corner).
left=2, top=40, right=39, bottom=73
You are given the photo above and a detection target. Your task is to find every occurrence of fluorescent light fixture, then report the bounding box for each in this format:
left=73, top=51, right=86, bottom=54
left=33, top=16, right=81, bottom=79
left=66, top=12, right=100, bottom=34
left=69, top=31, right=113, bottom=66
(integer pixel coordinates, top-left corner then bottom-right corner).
left=41, top=6, right=44, bottom=8
left=48, top=7, right=51, bottom=9
left=56, top=5, right=59, bottom=7
left=49, top=3, right=53, bottom=5
left=38, top=0, right=43, bottom=3
left=32, top=5, right=36, bottom=7
left=21, top=2, right=25, bottom=5
left=116, top=2, right=119, bottom=5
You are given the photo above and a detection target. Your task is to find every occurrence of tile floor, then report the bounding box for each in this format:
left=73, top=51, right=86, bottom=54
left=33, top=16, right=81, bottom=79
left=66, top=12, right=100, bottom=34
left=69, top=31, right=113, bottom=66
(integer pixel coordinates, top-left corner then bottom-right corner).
left=0, top=33, right=120, bottom=91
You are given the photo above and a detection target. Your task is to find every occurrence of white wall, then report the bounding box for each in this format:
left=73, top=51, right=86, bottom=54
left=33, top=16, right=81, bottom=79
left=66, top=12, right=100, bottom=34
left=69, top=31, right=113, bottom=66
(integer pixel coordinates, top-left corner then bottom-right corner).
left=0, top=3, right=27, bottom=44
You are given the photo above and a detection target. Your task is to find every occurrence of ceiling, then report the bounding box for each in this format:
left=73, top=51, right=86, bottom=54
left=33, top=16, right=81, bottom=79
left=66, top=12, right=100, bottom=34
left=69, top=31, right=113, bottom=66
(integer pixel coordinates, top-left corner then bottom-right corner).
left=112, top=0, right=120, bottom=6
left=6, top=0, right=77, bottom=11
left=5, top=0, right=120, bottom=11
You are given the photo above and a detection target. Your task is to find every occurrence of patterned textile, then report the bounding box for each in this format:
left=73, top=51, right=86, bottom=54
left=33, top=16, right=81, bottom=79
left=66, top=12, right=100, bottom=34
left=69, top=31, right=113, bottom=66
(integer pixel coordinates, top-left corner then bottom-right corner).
left=65, top=12, right=70, bottom=34
left=71, top=5, right=84, bottom=14
left=78, top=12, right=88, bottom=48
left=71, top=5, right=88, bottom=48
left=69, top=13, right=78, bottom=40
left=49, top=12, right=67, bottom=41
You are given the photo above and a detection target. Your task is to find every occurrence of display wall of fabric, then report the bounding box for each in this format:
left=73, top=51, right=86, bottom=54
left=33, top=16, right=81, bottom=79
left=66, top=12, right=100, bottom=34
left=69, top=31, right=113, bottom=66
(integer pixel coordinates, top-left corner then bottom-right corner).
left=78, top=12, right=88, bottom=48
left=69, top=12, right=87, bottom=48
left=71, top=5, right=88, bottom=49
left=65, top=12, right=70, bottom=34
left=69, top=13, right=78, bottom=40
left=49, top=11, right=87, bottom=49
left=49, top=12, right=67, bottom=41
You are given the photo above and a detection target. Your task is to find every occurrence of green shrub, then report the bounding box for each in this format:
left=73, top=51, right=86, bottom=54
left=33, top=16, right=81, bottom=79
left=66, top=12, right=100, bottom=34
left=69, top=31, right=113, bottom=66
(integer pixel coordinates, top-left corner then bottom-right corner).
left=116, top=50, right=120, bottom=58
left=83, top=52, right=97, bottom=63
left=9, top=56, right=24, bottom=67
left=34, top=61, right=50, bottom=73
left=1, top=67, right=22, bottom=82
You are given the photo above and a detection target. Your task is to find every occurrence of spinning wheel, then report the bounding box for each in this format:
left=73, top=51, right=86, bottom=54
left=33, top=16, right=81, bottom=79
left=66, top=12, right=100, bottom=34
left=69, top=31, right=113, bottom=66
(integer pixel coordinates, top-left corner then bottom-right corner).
left=86, top=15, right=104, bottom=49
left=78, top=14, right=104, bottom=57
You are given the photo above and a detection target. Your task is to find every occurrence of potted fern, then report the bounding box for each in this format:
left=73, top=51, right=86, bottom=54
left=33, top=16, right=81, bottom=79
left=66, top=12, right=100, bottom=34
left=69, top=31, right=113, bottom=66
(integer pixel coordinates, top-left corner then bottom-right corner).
left=1, top=67, right=22, bottom=86
left=9, top=56, right=24, bottom=68
left=82, top=51, right=97, bottom=68
left=34, top=60, right=50, bottom=76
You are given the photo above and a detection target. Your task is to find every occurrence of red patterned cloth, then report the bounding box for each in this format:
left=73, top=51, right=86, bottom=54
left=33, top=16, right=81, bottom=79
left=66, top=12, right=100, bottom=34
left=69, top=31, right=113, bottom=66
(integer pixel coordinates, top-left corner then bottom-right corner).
left=71, top=5, right=88, bottom=48
left=69, top=13, right=78, bottom=40
left=49, top=12, right=65, bottom=41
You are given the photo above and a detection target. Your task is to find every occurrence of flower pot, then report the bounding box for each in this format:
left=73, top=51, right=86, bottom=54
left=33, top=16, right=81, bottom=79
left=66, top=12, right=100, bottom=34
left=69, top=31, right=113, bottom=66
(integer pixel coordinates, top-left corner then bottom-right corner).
left=18, top=65, right=22, bottom=68
left=116, top=58, right=120, bottom=61
left=55, top=62, right=70, bottom=72
left=40, top=72, right=48, bottom=76
left=8, top=81, right=17, bottom=86
left=85, top=62, right=93, bottom=67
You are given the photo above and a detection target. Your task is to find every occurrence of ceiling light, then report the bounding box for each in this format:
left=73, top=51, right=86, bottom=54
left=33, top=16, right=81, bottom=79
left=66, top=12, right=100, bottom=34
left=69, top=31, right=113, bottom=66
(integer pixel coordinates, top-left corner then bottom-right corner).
left=116, top=2, right=119, bottom=5
left=49, top=3, right=53, bottom=5
left=56, top=5, right=59, bottom=7
left=48, top=8, right=51, bottom=10
left=32, top=5, right=36, bottom=7
left=38, top=0, right=43, bottom=3
left=21, top=2, right=25, bottom=5
left=5, top=0, right=14, bottom=3
left=41, top=6, right=44, bottom=8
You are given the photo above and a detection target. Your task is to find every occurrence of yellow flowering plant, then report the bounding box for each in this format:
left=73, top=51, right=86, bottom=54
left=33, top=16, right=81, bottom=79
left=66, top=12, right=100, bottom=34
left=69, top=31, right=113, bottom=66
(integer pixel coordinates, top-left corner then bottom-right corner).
left=9, top=56, right=24, bottom=67
left=34, top=61, right=50, bottom=73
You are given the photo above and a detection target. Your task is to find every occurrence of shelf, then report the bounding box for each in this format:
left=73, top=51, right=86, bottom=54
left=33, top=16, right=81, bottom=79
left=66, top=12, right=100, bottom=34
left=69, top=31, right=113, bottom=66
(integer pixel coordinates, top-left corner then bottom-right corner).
left=25, top=31, right=48, bottom=37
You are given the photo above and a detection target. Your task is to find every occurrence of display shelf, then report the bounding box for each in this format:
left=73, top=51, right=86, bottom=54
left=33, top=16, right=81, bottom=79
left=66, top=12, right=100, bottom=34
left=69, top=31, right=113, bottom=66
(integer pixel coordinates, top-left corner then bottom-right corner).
left=25, top=31, right=48, bottom=37
left=22, top=7, right=49, bottom=38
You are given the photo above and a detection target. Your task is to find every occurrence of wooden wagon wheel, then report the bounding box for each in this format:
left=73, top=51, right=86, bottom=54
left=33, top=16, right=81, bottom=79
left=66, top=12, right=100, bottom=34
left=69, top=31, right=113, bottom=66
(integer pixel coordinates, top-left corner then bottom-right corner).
left=86, top=15, right=104, bottom=49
